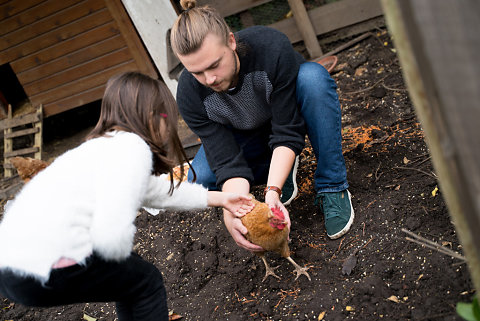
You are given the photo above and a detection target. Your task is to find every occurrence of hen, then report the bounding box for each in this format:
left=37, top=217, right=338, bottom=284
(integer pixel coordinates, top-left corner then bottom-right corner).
left=241, top=196, right=311, bottom=281
left=9, top=156, right=49, bottom=182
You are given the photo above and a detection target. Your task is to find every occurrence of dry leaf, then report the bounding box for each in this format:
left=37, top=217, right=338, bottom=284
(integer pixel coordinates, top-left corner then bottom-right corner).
left=83, top=314, right=97, bottom=321
left=169, top=310, right=183, bottom=321
left=318, top=311, right=326, bottom=320
left=342, top=253, right=357, bottom=275
left=387, top=295, right=400, bottom=303
left=442, top=241, right=452, bottom=247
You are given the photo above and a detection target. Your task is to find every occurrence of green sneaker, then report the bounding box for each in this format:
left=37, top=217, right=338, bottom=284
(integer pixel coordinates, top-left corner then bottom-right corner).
left=316, top=190, right=354, bottom=239
left=281, top=156, right=299, bottom=205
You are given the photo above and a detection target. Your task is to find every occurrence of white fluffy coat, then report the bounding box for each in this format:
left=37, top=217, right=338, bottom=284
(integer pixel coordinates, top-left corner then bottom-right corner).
left=0, top=131, right=207, bottom=282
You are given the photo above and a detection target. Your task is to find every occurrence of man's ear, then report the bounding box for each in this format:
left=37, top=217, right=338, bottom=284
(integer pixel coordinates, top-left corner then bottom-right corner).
left=228, top=32, right=237, bottom=51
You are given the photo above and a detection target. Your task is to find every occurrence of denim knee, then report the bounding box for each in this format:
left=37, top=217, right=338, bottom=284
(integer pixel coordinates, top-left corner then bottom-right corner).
left=297, top=62, right=337, bottom=100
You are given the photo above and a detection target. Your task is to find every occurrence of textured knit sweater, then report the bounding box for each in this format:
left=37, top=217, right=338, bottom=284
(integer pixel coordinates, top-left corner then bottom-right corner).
left=0, top=131, right=208, bottom=282
left=177, top=26, right=306, bottom=187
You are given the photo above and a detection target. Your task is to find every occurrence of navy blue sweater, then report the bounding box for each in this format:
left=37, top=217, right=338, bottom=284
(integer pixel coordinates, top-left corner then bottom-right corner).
left=177, top=26, right=306, bottom=187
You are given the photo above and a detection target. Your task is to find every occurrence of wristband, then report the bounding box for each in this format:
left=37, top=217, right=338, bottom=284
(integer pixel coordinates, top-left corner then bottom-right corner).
left=264, top=185, right=282, bottom=199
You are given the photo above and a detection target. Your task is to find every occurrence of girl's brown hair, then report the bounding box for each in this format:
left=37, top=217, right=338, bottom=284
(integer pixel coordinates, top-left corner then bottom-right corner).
left=88, top=71, right=194, bottom=193
left=170, top=0, right=231, bottom=56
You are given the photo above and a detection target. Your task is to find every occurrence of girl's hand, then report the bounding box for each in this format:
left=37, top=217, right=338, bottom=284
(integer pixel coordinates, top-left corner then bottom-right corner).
left=207, top=191, right=254, bottom=217
left=221, top=193, right=254, bottom=217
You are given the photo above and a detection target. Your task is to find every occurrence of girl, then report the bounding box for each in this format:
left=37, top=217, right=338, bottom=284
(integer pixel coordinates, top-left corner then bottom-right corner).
left=0, top=72, right=253, bottom=320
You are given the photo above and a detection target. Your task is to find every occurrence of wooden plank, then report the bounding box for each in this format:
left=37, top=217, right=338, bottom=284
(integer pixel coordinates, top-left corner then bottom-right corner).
left=43, top=85, right=107, bottom=117
left=3, top=104, right=13, bottom=177
left=8, top=22, right=119, bottom=70
left=1, top=8, right=112, bottom=64
left=287, top=0, right=322, bottom=58
left=271, top=0, right=383, bottom=43
left=0, top=0, right=82, bottom=37
left=30, top=60, right=137, bottom=106
left=0, top=112, right=41, bottom=130
left=197, top=0, right=273, bottom=18
left=0, top=0, right=44, bottom=20
left=33, top=104, right=42, bottom=159
left=4, top=146, right=39, bottom=158
left=0, top=179, right=23, bottom=200
left=17, top=35, right=125, bottom=84
left=0, top=0, right=105, bottom=51
left=23, top=47, right=132, bottom=95
left=4, top=126, right=39, bottom=139
left=381, top=0, right=480, bottom=298
left=104, top=0, right=158, bottom=78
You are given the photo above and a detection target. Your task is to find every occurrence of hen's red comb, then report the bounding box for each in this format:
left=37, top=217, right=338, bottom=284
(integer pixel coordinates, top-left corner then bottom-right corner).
left=271, top=207, right=285, bottom=220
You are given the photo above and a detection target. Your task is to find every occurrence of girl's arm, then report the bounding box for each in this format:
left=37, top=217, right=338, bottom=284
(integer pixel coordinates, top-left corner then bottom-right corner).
left=143, top=175, right=254, bottom=217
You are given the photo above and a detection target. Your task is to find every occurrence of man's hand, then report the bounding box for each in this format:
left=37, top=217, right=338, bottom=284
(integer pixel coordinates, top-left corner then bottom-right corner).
left=265, top=192, right=291, bottom=236
left=223, top=210, right=264, bottom=251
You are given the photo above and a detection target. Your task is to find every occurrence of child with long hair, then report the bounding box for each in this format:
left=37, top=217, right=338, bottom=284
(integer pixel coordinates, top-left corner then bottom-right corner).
left=0, top=71, right=253, bottom=320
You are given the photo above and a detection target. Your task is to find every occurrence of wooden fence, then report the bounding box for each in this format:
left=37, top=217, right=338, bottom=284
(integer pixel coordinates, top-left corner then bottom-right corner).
left=382, top=0, right=480, bottom=298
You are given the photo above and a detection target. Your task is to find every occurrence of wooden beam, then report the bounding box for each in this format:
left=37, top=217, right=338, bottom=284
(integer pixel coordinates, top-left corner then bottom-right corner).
left=197, top=0, right=273, bottom=18
left=271, top=0, right=383, bottom=44
left=287, top=0, right=322, bottom=58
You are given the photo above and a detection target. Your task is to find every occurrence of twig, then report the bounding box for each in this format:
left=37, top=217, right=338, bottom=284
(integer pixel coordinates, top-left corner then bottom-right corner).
left=393, top=166, right=437, bottom=179
left=374, top=162, right=382, bottom=182
left=402, top=228, right=466, bottom=261
left=343, top=76, right=388, bottom=95
left=313, top=32, right=373, bottom=61
left=382, top=83, right=407, bottom=92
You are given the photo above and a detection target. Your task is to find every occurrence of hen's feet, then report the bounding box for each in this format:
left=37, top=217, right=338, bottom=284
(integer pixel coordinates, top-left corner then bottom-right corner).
left=287, top=256, right=311, bottom=281
left=261, top=256, right=281, bottom=282
left=262, top=265, right=281, bottom=282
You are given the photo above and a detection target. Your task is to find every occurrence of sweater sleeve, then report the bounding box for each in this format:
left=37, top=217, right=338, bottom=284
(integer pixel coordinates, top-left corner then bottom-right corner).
left=142, top=176, right=208, bottom=209
left=177, top=73, right=255, bottom=187
left=264, top=28, right=306, bottom=155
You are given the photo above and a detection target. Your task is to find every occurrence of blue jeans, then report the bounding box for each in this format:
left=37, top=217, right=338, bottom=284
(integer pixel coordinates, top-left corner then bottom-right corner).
left=0, top=253, right=168, bottom=321
left=188, top=62, right=348, bottom=194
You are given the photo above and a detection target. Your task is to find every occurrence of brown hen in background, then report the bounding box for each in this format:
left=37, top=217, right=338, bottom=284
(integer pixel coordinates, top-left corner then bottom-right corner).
left=9, top=157, right=49, bottom=183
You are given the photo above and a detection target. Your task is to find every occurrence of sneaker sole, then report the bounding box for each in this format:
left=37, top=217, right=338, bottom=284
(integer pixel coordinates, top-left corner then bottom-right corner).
left=328, top=190, right=355, bottom=239
left=282, top=156, right=299, bottom=206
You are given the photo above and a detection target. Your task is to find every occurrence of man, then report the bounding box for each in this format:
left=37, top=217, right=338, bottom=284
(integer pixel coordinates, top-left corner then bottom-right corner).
left=170, top=1, right=354, bottom=251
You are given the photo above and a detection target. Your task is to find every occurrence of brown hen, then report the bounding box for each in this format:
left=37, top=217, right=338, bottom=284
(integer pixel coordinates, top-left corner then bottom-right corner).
left=241, top=196, right=311, bottom=281
left=9, top=157, right=49, bottom=183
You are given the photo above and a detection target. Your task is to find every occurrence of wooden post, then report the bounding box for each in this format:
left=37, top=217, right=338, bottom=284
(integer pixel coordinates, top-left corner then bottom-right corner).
left=34, top=105, right=43, bottom=160
left=4, top=105, right=13, bottom=178
left=287, top=0, right=323, bottom=58
left=381, top=0, right=480, bottom=298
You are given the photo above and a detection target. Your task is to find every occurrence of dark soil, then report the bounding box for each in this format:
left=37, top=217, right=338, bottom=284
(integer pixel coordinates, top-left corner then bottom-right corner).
left=0, top=29, right=474, bottom=321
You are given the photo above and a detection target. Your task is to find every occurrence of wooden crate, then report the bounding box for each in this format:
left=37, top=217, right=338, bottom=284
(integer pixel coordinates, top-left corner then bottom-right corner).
left=0, top=104, right=43, bottom=178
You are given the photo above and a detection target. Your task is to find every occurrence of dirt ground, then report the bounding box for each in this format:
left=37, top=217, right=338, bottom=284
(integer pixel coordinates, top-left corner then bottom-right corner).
left=0, top=29, right=475, bottom=320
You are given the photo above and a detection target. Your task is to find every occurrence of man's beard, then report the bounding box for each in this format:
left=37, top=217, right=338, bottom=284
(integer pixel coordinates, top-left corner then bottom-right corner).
left=211, top=49, right=238, bottom=92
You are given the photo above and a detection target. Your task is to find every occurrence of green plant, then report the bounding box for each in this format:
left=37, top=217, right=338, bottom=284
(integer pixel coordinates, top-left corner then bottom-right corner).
left=457, top=297, right=480, bottom=321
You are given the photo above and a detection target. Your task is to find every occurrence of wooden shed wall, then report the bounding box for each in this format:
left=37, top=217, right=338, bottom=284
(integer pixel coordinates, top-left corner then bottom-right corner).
left=0, top=0, right=157, bottom=117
